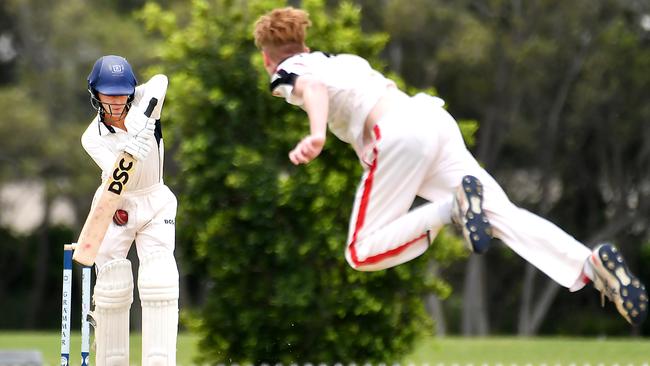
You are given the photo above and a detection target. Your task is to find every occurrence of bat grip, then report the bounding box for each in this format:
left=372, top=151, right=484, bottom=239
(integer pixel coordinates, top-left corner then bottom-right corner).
left=144, top=97, right=158, bottom=118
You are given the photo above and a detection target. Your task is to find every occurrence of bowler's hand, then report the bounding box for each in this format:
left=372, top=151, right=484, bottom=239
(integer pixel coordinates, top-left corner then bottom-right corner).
left=289, top=134, right=325, bottom=165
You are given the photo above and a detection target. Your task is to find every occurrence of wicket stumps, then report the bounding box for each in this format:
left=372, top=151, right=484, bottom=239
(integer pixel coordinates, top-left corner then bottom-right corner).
left=61, top=244, right=92, bottom=366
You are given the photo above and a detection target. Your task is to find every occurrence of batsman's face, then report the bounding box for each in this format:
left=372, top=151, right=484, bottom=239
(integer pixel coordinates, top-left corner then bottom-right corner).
left=97, top=93, right=129, bottom=117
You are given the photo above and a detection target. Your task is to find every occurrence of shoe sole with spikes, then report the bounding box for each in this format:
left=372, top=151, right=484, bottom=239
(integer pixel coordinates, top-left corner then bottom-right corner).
left=452, top=175, right=493, bottom=254
left=589, top=243, right=648, bottom=325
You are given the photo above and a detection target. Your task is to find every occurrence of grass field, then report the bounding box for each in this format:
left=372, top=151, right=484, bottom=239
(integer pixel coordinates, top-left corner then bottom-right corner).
left=0, top=332, right=649, bottom=366
left=405, top=337, right=650, bottom=365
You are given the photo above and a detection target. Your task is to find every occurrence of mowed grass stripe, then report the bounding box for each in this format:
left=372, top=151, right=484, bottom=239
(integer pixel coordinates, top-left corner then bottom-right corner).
left=0, top=332, right=648, bottom=365
left=404, top=337, right=650, bottom=364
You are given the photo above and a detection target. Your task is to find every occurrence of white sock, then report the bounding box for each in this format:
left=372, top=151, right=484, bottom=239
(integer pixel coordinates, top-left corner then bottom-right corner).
left=583, top=258, right=595, bottom=281
left=569, top=258, right=595, bottom=292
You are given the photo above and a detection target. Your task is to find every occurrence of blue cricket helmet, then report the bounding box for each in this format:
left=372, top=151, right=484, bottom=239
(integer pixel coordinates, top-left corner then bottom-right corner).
left=88, top=55, right=138, bottom=118
left=87, top=55, right=137, bottom=96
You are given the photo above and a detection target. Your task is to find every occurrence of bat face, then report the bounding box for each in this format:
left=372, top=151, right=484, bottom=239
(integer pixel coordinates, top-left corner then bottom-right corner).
left=108, top=157, right=134, bottom=195
left=73, top=152, right=135, bottom=265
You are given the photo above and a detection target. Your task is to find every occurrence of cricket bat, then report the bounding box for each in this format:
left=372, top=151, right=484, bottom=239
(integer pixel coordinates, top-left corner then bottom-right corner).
left=73, top=97, right=158, bottom=266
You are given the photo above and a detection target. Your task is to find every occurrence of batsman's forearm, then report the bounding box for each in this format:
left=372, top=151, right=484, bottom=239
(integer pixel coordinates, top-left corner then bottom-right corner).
left=138, top=74, right=168, bottom=120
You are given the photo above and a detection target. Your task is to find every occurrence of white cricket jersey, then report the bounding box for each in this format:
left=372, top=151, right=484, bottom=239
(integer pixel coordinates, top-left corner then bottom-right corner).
left=81, top=75, right=168, bottom=190
left=270, top=52, right=395, bottom=155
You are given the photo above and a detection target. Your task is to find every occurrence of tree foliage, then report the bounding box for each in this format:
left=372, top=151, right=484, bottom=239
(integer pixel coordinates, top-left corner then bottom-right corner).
left=141, top=0, right=460, bottom=362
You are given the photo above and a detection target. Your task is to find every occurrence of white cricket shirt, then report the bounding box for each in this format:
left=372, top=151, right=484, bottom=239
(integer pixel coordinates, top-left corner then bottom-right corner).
left=270, top=52, right=395, bottom=156
left=81, top=75, right=168, bottom=190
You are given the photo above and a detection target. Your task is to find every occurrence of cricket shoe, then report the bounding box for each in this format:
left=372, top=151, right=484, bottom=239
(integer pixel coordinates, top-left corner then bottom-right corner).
left=451, top=175, right=493, bottom=254
left=589, top=243, right=648, bottom=325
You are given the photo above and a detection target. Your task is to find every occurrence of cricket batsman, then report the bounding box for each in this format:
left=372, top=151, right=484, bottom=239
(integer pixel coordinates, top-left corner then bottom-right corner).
left=81, top=55, right=179, bottom=365
left=253, top=8, right=647, bottom=325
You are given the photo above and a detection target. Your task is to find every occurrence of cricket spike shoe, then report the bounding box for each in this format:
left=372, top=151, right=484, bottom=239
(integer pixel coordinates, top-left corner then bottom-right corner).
left=589, top=243, right=648, bottom=326
left=451, top=175, right=493, bottom=254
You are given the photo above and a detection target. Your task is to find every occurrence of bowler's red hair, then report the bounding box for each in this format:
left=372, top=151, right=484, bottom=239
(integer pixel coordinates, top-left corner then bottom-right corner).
left=253, top=7, right=311, bottom=61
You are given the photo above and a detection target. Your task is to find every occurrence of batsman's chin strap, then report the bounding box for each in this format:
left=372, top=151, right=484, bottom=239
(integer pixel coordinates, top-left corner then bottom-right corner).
left=97, top=104, right=132, bottom=135
left=98, top=118, right=116, bottom=135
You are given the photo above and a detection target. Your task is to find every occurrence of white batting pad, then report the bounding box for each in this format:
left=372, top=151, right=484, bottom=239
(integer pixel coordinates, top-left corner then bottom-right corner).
left=92, top=259, right=133, bottom=366
left=138, top=251, right=179, bottom=366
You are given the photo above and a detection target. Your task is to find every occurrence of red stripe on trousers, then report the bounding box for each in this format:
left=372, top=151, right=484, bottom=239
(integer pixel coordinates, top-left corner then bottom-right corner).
left=348, top=125, right=427, bottom=267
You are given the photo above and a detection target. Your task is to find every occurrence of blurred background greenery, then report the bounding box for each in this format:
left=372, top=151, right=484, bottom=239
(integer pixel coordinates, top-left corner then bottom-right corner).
left=0, top=0, right=649, bottom=364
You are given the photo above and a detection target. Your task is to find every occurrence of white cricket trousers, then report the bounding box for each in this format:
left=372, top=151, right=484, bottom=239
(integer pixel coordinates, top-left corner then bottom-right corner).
left=344, top=94, right=591, bottom=288
left=93, top=182, right=177, bottom=270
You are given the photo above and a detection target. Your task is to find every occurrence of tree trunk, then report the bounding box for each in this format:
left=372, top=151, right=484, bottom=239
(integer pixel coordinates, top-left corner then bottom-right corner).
left=424, top=261, right=446, bottom=336
left=425, top=294, right=447, bottom=336
left=528, top=279, right=561, bottom=333
left=517, top=264, right=535, bottom=335
left=462, top=255, right=489, bottom=335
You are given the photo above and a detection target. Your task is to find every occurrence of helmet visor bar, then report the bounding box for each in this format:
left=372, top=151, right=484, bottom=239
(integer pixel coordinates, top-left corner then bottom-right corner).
left=89, top=91, right=132, bottom=119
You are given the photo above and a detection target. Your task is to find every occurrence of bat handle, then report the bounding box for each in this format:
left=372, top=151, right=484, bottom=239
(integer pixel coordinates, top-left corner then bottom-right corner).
left=144, top=97, right=158, bottom=118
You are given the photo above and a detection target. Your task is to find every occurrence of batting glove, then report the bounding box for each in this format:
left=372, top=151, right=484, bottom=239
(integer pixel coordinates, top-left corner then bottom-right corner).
left=125, top=108, right=156, bottom=139
left=122, top=134, right=154, bottom=161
